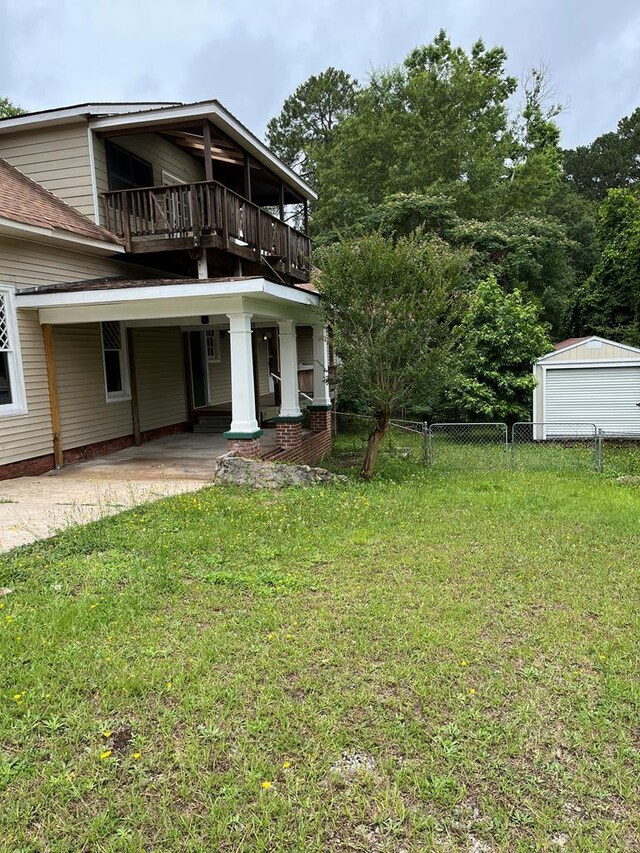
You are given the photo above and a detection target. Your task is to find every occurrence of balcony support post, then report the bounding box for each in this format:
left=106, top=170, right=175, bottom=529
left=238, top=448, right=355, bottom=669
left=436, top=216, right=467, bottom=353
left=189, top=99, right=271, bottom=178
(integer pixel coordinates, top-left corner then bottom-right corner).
left=244, top=152, right=252, bottom=202
left=202, top=122, right=213, bottom=182
left=197, top=250, right=208, bottom=280
left=279, top=183, right=285, bottom=222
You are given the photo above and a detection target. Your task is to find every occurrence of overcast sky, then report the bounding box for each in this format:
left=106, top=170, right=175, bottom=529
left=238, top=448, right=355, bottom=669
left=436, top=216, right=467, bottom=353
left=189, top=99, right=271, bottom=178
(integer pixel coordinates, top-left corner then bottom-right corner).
left=1, top=0, right=638, bottom=149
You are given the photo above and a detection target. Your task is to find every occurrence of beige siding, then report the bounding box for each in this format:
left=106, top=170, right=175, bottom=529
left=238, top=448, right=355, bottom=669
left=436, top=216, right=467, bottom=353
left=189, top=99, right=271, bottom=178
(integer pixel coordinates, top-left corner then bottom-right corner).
left=0, top=236, right=151, bottom=290
left=207, top=331, right=232, bottom=405
left=133, top=327, right=186, bottom=432
left=54, top=324, right=133, bottom=450
left=0, top=122, right=95, bottom=219
left=0, top=310, right=53, bottom=465
left=296, top=326, right=313, bottom=365
left=548, top=340, right=639, bottom=362
left=94, top=133, right=205, bottom=224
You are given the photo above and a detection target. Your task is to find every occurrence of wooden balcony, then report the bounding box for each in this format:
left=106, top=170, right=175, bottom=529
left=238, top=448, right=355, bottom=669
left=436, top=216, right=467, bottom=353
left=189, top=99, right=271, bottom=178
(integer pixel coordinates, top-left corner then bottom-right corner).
left=102, top=180, right=311, bottom=282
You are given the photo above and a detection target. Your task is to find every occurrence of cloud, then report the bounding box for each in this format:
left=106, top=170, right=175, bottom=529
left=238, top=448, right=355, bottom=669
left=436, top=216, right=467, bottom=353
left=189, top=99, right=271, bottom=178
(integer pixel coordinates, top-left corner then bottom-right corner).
left=0, top=0, right=638, bottom=147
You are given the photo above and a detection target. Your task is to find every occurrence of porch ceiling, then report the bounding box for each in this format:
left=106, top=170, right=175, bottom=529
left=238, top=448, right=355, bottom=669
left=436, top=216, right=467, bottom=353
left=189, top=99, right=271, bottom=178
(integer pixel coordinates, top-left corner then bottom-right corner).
left=16, top=276, right=321, bottom=326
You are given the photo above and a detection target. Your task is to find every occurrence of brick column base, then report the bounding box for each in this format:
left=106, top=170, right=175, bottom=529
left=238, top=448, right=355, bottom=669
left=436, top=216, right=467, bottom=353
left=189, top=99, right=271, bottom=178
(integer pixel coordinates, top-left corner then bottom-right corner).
left=308, top=408, right=332, bottom=433
left=225, top=436, right=262, bottom=458
left=275, top=419, right=303, bottom=450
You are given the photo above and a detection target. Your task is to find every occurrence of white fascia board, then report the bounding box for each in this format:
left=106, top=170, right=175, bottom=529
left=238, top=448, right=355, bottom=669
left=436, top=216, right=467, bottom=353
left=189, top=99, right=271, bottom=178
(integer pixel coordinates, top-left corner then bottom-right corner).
left=0, top=103, right=180, bottom=133
left=540, top=358, right=640, bottom=369
left=88, top=102, right=318, bottom=202
left=17, top=277, right=319, bottom=311
left=0, top=217, right=124, bottom=255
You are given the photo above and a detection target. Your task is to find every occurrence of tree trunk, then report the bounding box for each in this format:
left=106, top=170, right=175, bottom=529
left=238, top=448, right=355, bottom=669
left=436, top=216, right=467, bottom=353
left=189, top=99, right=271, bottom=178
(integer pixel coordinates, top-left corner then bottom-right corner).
left=361, top=409, right=390, bottom=480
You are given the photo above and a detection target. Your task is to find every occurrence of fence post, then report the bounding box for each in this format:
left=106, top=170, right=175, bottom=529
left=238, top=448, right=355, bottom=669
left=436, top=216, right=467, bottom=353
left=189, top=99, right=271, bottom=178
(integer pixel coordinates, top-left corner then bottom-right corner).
left=510, top=424, right=516, bottom=468
left=597, top=428, right=603, bottom=472
left=422, top=422, right=429, bottom=465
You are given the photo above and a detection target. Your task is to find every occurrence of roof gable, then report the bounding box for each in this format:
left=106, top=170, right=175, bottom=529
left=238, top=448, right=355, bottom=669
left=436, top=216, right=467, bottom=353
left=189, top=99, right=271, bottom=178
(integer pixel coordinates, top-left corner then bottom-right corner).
left=538, top=335, right=640, bottom=363
left=0, top=100, right=316, bottom=203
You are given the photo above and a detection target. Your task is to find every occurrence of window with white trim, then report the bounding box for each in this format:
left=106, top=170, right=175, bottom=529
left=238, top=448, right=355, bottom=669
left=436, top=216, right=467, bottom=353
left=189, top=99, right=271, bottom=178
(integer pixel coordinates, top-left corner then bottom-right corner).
left=0, top=287, right=27, bottom=417
left=205, top=329, right=221, bottom=363
left=100, top=321, right=130, bottom=401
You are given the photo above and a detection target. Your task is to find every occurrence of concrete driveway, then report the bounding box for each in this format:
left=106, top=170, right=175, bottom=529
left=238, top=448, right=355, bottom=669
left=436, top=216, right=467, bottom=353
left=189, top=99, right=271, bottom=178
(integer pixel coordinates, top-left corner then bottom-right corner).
left=0, top=434, right=228, bottom=553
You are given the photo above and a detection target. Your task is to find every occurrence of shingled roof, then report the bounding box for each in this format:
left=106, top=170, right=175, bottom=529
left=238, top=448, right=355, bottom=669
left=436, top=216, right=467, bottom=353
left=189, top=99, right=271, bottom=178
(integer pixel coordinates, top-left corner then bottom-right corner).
left=554, top=336, right=589, bottom=351
left=0, top=158, right=122, bottom=246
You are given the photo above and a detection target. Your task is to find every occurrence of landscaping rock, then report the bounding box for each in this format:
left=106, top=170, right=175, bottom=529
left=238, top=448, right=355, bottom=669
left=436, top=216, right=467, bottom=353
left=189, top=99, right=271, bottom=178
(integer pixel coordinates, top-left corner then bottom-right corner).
left=211, top=453, right=348, bottom=489
left=617, top=475, right=640, bottom=485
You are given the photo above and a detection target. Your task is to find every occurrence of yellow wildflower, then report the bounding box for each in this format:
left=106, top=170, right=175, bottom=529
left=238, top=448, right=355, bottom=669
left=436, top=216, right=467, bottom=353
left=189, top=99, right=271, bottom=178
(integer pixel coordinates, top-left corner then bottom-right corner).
left=282, top=761, right=291, bottom=769
left=469, top=688, right=476, bottom=695
left=103, top=730, right=112, bottom=738
left=166, top=681, right=172, bottom=689
left=100, top=750, right=112, bottom=760
left=261, top=780, right=273, bottom=790
left=460, top=660, right=468, bottom=667
left=12, top=693, right=22, bottom=701
left=132, top=752, right=141, bottom=760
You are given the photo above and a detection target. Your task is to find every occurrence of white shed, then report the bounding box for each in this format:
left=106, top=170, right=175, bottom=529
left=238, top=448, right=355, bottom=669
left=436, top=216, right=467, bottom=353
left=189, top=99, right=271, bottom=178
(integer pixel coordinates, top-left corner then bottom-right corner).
left=533, top=336, right=640, bottom=436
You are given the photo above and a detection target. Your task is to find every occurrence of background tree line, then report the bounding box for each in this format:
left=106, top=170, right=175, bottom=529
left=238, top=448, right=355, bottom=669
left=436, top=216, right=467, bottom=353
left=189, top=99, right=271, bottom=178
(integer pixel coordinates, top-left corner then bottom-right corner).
left=266, top=31, right=640, bottom=455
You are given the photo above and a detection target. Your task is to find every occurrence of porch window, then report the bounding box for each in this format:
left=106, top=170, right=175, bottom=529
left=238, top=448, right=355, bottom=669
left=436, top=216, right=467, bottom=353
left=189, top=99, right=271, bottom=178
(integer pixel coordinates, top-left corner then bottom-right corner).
left=100, top=321, right=130, bottom=402
left=205, top=330, right=221, bottom=363
left=105, top=141, right=154, bottom=191
left=0, top=287, right=27, bottom=417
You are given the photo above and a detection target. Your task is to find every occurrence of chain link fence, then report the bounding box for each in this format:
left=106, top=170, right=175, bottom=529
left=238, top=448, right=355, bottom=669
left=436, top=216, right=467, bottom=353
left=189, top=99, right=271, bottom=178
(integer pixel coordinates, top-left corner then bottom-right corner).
left=511, top=422, right=601, bottom=471
left=331, top=413, right=624, bottom=472
left=428, top=422, right=509, bottom=469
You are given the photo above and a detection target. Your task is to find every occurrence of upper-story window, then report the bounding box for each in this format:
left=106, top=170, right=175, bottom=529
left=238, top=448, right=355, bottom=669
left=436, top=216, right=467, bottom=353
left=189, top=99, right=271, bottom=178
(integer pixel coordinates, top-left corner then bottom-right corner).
left=0, top=287, right=27, bottom=417
left=105, top=141, right=154, bottom=191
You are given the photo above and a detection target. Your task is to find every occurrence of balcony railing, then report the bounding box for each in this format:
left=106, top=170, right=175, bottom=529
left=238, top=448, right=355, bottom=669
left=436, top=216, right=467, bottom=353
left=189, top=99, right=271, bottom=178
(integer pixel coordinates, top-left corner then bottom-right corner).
left=102, top=180, right=311, bottom=281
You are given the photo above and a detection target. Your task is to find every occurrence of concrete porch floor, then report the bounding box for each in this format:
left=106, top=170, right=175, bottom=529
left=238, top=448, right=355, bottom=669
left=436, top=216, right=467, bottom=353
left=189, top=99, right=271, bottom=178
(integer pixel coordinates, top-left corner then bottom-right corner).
left=0, top=432, right=279, bottom=553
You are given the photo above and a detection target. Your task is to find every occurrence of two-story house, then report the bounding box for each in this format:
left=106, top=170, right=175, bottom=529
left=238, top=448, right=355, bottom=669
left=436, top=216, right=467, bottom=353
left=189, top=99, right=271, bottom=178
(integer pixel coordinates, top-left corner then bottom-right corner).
left=0, top=101, right=332, bottom=481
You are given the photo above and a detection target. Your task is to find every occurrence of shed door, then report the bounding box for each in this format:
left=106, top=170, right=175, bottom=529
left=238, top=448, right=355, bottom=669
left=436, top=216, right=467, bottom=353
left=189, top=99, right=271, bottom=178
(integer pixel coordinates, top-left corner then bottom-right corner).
left=545, top=366, right=640, bottom=435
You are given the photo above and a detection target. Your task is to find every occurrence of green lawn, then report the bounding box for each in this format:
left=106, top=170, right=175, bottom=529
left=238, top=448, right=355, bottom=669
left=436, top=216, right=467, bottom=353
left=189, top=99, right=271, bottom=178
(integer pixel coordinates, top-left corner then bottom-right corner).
left=1, top=445, right=640, bottom=851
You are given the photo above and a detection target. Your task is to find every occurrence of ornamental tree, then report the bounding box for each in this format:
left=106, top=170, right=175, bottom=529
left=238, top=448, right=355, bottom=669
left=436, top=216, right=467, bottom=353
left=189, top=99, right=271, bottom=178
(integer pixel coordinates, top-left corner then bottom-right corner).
left=317, top=231, right=468, bottom=478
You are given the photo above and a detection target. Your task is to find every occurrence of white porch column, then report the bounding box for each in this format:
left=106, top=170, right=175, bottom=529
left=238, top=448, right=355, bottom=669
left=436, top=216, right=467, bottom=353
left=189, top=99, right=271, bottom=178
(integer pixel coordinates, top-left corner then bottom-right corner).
left=312, top=324, right=331, bottom=406
left=277, top=319, right=302, bottom=418
left=225, top=312, right=260, bottom=435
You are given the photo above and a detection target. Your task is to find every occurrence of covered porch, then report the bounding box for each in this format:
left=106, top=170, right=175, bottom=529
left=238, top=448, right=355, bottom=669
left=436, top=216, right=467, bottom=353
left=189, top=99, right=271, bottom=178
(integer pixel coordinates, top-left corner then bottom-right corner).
left=17, top=276, right=333, bottom=469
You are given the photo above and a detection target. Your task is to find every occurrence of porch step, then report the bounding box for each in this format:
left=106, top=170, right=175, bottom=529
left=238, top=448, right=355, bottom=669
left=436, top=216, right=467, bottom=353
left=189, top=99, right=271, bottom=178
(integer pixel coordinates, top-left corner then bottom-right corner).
left=193, top=414, right=230, bottom=434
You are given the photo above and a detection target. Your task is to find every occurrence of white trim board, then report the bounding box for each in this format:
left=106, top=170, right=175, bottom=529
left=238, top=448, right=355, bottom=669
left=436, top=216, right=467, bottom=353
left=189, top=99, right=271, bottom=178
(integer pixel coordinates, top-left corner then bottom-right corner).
left=540, top=359, right=640, bottom=370
left=16, top=278, right=320, bottom=310
left=0, top=217, right=124, bottom=255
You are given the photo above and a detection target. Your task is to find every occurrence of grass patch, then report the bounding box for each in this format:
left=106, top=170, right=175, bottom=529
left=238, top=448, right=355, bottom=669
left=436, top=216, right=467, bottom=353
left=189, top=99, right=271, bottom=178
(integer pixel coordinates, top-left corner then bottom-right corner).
left=1, top=450, right=640, bottom=850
